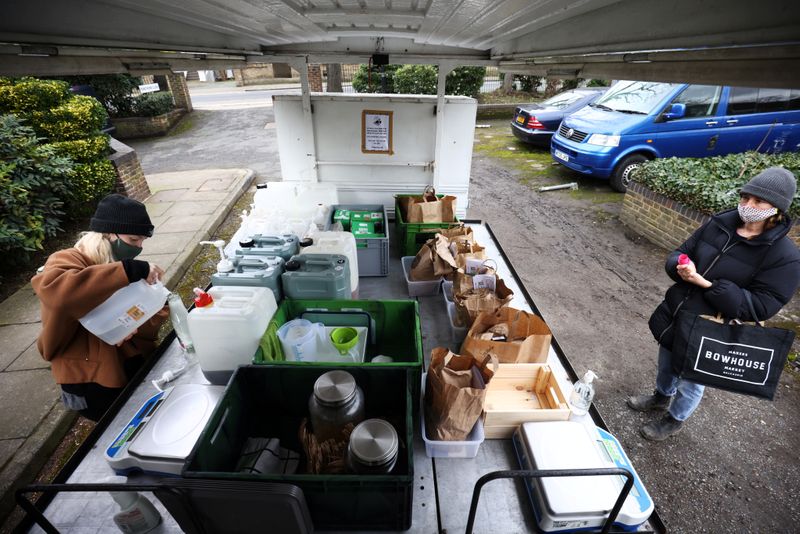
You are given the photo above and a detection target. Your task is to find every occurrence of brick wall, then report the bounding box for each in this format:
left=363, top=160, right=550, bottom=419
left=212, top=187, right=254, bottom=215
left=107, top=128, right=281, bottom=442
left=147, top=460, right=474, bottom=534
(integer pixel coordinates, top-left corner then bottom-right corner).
left=166, top=72, right=192, bottom=112
left=111, top=109, right=186, bottom=139
left=108, top=138, right=150, bottom=201
left=233, top=64, right=299, bottom=86
left=621, top=181, right=800, bottom=250
left=308, top=64, right=323, bottom=92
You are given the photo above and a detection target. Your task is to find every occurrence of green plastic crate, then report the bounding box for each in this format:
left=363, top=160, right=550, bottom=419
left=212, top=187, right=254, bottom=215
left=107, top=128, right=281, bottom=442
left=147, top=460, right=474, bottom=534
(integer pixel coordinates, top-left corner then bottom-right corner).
left=183, top=365, right=414, bottom=531
left=394, top=194, right=461, bottom=257
left=333, top=204, right=389, bottom=276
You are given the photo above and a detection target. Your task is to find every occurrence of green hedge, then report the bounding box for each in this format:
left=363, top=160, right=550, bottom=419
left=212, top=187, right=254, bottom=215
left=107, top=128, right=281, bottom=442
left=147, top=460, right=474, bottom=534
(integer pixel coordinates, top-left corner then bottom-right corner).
left=60, top=74, right=141, bottom=117
left=353, top=64, right=487, bottom=98
left=0, top=115, right=74, bottom=257
left=0, top=78, right=71, bottom=115
left=351, top=64, right=402, bottom=93
left=30, top=95, right=108, bottom=141
left=131, top=91, right=175, bottom=117
left=394, top=65, right=437, bottom=95
left=65, top=160, right=117, bottom=217
left=47, top=135, right=111, bottom=164
left=634, top=152, right=800, bottom=218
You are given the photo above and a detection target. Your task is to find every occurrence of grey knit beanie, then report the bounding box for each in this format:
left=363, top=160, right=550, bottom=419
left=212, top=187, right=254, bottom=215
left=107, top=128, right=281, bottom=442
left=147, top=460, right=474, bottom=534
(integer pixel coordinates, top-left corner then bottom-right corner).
left=740, top=166, right=797, bottom=213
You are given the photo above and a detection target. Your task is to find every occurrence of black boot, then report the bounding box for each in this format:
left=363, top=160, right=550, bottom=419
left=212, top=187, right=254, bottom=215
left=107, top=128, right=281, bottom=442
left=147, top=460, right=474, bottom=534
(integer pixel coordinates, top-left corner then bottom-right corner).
left=640, top=414, right=683, bottom=441
left=626, top=391, right=670, bottom=413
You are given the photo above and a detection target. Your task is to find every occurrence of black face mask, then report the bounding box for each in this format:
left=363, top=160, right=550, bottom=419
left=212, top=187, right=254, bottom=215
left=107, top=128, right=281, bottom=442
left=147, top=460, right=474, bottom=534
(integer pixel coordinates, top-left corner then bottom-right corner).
left=111, top=236, right=143, bottom=260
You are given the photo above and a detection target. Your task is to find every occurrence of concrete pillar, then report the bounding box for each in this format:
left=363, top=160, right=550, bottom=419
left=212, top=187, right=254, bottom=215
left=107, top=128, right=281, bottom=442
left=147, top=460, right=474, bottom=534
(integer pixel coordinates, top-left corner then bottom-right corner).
left=166, top=72, right=193, bottom=112
left=108, top=138, right=150, bottom=201
left=308, top=64, right=323, bottom=92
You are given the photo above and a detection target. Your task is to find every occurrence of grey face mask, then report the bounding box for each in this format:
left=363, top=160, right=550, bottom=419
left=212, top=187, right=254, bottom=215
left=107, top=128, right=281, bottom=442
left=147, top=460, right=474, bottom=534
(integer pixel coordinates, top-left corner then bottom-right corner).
left=111, top=236, right=143, bottom=260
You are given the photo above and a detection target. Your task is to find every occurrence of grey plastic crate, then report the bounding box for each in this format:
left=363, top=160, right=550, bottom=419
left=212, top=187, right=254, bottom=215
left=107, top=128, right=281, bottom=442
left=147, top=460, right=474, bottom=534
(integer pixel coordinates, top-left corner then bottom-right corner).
left=333, top=204, right=389, bottom=277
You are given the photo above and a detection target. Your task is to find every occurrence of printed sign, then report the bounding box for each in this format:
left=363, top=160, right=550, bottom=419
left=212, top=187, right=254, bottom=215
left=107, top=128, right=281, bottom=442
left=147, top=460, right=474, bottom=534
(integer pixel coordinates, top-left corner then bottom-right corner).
left=138, top=83, right=160, bottom=94
left=361, top=110, right=393, bottom=154
left=692, top=337, right=774, bottom=385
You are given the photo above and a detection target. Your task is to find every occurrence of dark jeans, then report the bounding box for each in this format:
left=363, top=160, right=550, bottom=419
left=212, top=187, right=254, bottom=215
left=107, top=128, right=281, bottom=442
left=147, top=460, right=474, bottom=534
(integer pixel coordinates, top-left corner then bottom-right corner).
left=60, top=355, right=145, bottom=422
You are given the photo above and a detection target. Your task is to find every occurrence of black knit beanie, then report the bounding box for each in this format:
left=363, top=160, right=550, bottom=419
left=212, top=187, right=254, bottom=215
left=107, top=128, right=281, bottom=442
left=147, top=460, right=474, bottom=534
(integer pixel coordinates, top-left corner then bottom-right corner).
left=740, top=167, right=797, bottom=213
left=89, top=194, right=154, bottom=237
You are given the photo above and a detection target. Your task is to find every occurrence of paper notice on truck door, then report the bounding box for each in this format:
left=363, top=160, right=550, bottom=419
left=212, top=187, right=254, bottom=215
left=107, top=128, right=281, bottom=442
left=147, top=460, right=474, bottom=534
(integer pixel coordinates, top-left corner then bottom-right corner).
left=361, top=110, right=393, bottom=154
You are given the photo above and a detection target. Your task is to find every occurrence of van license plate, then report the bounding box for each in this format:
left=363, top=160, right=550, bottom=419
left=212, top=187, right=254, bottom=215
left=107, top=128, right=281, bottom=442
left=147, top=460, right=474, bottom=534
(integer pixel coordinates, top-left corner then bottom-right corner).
left=554, top=149, right=569, bottom=162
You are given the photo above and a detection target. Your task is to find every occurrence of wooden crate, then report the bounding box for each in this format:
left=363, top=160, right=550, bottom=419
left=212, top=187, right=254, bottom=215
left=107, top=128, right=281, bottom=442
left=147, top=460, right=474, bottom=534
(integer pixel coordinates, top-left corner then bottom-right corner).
left=483, top=363, right=571, bottom=439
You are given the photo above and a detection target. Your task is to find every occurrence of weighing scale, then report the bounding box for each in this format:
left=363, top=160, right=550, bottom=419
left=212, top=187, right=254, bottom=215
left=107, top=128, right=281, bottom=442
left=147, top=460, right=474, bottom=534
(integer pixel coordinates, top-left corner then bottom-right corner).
left=105, top=384, right=224, bottom=476
left=512, top=421, right=653, bottom=532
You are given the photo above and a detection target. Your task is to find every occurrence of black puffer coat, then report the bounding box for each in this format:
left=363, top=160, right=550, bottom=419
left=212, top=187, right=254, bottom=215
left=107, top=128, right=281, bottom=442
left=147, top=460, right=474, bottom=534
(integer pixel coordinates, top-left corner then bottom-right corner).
left=649, top=208, right=800, bottom=349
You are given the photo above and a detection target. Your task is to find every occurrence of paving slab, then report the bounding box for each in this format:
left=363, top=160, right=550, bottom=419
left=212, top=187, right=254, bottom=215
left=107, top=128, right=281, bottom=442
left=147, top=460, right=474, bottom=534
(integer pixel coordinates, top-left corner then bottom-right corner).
left=0, top=439, right=24, bottom=472
left=148, top=188, right=190, bottom=202
left=139, top=231, right=197, bottom=255
left=0, top=370, right=60, bottom=439
left=155, top=214, right=208, bottom=233
left=7, top=344, right=49, bottom=372
left=198, top=177, right=235, bottom=191
left=0, top=323, right=39, bottom=371
left=144, top=202, right=171, bottom=217
left=162, top=200, right=220, bottom=216
left=0, top=285, right=40, bottom=326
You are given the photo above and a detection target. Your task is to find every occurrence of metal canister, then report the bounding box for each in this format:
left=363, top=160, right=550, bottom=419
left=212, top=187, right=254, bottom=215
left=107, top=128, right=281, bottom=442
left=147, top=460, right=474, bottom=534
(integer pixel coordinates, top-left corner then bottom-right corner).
left=346, top=418, right=399, bottom=474
left=308, top=370, right=365, bottom=443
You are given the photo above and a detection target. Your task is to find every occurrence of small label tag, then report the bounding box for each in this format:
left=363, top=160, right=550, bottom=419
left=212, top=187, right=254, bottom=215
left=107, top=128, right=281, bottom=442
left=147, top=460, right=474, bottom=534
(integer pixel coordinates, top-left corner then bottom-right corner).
left=472, top=274, right=496, bottom=291
left=465, top=258, right=484, bottom=274
left=126, top=305, right=145, bottom=321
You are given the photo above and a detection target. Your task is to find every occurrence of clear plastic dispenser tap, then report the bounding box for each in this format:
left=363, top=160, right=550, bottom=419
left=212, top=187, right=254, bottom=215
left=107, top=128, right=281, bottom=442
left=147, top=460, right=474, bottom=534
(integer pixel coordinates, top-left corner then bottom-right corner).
left=569, top=370, right=598, bottom=416
left=200, top=239, right=234, bottom=273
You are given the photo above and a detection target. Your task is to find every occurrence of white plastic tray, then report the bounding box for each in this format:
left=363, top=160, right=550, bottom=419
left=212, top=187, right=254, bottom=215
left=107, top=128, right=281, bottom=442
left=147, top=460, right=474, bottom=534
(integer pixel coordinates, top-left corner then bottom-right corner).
left=421, top=373, right=484, bottom=458
left=401, top=256, right=441, bottom=297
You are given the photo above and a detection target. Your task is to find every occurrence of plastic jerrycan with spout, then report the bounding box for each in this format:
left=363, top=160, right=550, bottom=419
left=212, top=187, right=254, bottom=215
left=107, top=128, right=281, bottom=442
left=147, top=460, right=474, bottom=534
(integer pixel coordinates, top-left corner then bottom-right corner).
left=299, top=232, right=359, bottom=298
left=187, top=286, right=277, bottom=385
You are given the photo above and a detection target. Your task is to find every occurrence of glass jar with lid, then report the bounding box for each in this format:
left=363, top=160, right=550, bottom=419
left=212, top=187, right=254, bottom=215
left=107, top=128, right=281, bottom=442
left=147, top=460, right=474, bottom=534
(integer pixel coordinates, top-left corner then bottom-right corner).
left=308, top=370, right=365, bottom=443
left=346, top=418, right=399, bottom=475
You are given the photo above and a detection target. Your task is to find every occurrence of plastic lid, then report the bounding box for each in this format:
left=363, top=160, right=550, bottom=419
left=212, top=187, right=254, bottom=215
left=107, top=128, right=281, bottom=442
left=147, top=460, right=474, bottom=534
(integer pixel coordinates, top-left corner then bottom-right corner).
left=192, top=288, right=213, bottom=308
left=313, top=370, right=356, bottom=406
left=348, top=419, right=399, bottom=466
left=239, top=238, right=255, bottom=248
left=582, top=370, right=598, bottom=383
left=336, top=258, right=345, bottom=264
left=256, top=183, right=268, bottom=189
left=299, top=237, right=313, bottom=247
left=284, top=259, right=301, bottom=271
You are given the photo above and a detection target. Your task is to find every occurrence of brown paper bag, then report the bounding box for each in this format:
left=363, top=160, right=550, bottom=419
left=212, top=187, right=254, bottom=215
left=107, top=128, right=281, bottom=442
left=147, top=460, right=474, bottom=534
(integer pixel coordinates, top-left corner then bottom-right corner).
left=439, top=225, right=474, bottom=244
left=454, top=243, right=487, bottom=272
left=453, top=277, right=514, bottom=328
left=410, top=240, right=438, bottom=281
left=424, top=348, right=495, bottom=441
left=401, top=187, right=457, bottom=223
left=461, top=307, right=552, bottom=363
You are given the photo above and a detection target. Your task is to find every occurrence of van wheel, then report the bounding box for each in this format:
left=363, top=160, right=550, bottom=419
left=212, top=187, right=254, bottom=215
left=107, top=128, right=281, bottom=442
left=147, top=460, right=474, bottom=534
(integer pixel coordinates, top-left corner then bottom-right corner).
left=610, top=154, right=648, bottom=193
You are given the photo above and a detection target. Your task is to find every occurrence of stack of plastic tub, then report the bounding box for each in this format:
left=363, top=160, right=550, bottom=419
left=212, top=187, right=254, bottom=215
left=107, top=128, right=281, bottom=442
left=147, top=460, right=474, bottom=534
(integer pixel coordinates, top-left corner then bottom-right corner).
left=442, top=279, right=468, bottom=342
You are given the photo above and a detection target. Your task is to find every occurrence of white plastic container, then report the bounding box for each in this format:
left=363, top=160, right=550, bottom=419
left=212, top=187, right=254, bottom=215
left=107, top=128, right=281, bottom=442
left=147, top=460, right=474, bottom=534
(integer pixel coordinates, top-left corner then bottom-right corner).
left=300, top=231, right=359, bottom=298
left=252, top=182, right=339, bottom=219
left=79, top=281, right=170, bottom=346
left=421, top=373, right=484, bottom=458
left=187, top=286, right=277, bottom=384
left=442, top=279, right=454, bottom=304
left=401, top=256, right=441, bottom=297
left=277, top=319, right=326, bottom=362
left=445, top=301, right=468, bottom=343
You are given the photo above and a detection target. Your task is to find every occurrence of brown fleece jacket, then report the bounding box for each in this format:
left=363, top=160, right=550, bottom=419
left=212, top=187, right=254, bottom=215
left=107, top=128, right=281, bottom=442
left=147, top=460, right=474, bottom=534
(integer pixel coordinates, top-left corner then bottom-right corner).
left=31, top=248, right=167, bottom=388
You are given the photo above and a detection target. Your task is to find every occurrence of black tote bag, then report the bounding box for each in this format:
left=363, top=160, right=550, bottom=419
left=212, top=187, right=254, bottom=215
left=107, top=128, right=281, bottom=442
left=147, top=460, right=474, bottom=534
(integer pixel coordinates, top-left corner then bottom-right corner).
left=671, top=293, right=795, bottom=400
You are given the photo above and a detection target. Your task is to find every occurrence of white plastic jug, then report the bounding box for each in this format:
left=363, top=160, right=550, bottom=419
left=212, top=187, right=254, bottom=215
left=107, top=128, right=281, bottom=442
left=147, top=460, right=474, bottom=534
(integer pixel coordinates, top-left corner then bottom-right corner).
left=300, top=231, right=360, bottom=298
left=277, top=319, right=327, bottom=362
left=79, top=280, right=170, bottom=346
left=252, top=182, right=338, bottom=219
left=187, top=287, right=277, bottom=379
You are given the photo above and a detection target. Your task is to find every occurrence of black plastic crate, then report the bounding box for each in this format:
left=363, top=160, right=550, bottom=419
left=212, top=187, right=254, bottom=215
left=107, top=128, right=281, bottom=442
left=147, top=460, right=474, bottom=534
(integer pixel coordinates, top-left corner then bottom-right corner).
left=183, top=365, right=414, bottom=531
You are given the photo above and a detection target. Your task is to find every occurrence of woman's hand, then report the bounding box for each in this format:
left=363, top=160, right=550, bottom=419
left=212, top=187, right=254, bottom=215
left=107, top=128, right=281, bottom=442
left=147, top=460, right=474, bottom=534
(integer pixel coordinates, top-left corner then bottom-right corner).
left=146, top=263, right=164, bottom=284
left=677, top=262, right=712, bottom=288
left=116, top=329, right=138, bottom=346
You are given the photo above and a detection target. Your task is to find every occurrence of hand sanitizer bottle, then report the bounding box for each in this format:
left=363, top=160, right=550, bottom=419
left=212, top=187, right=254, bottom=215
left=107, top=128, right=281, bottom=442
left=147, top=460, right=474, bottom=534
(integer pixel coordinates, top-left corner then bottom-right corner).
left=569, top=370, right=598, bottom=416
left=110, top=490, right=162, bottom=533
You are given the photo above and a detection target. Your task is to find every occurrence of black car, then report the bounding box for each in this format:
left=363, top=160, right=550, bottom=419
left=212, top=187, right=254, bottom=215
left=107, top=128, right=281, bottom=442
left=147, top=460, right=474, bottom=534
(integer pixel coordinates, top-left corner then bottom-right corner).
left=510, top=88, right=606, bottom=147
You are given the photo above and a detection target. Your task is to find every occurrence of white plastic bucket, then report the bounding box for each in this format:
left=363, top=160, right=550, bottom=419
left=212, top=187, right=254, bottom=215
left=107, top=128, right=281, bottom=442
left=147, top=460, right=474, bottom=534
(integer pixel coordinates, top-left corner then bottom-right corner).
left=79, top=280, right=170, bottom=345
left=277, top=319, right=326, bottom=362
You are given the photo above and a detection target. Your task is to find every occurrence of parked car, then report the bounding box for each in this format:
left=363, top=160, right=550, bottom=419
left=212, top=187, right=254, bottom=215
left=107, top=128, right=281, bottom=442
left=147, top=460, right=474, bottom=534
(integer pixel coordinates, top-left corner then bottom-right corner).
left=551, top=81, right=800, bottom=192
left=510, top=88, right=606, bottom=146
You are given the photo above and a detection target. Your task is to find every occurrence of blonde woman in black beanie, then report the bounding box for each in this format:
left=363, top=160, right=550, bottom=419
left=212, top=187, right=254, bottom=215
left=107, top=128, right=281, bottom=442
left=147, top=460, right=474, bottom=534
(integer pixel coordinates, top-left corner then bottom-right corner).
left=31, top=194, right=167, bottom=421
left=628, top=167, right=800, bottom=441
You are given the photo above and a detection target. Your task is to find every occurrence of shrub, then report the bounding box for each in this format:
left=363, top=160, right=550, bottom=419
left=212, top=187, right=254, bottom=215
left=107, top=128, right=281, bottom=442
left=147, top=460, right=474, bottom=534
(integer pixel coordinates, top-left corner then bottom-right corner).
left=30, top=95, right=108, bottom=141
left=634, top=152, right=800, bottom=217
left=352, top=64, right=403, bottom=93
left=130, top=91, right=175, bottom=117
left=64, top=160, right=116, bottom=217
left=47, top=135, right=110, bottom=163
left=586, top=79, right=610, bottom=87
left=445, top=66, right=486, bottom=97
left=0, top=78, right=71, bottom=116
left=517, top=75, right=541, bottom=93
left=61, top=74, right=141, bottom=117
left=0, top=115, right=74, bottom=257
left=394, top=65, right=438, bottom=95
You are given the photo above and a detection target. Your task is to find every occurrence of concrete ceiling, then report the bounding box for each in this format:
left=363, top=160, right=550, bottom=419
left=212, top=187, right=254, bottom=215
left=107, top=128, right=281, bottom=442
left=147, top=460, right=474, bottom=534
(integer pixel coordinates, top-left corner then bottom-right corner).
left=1, top=0, right=799, bottom=87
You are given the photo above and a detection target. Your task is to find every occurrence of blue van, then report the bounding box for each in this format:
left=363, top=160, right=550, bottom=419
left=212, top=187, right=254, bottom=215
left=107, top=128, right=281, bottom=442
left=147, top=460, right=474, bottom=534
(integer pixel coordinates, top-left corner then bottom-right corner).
left=551, top=81, right=800, bottom=191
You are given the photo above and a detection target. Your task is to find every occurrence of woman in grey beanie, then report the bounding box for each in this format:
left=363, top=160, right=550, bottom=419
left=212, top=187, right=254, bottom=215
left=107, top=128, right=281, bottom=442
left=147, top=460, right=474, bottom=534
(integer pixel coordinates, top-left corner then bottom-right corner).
left=628, top=167, right=800, bottom=441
